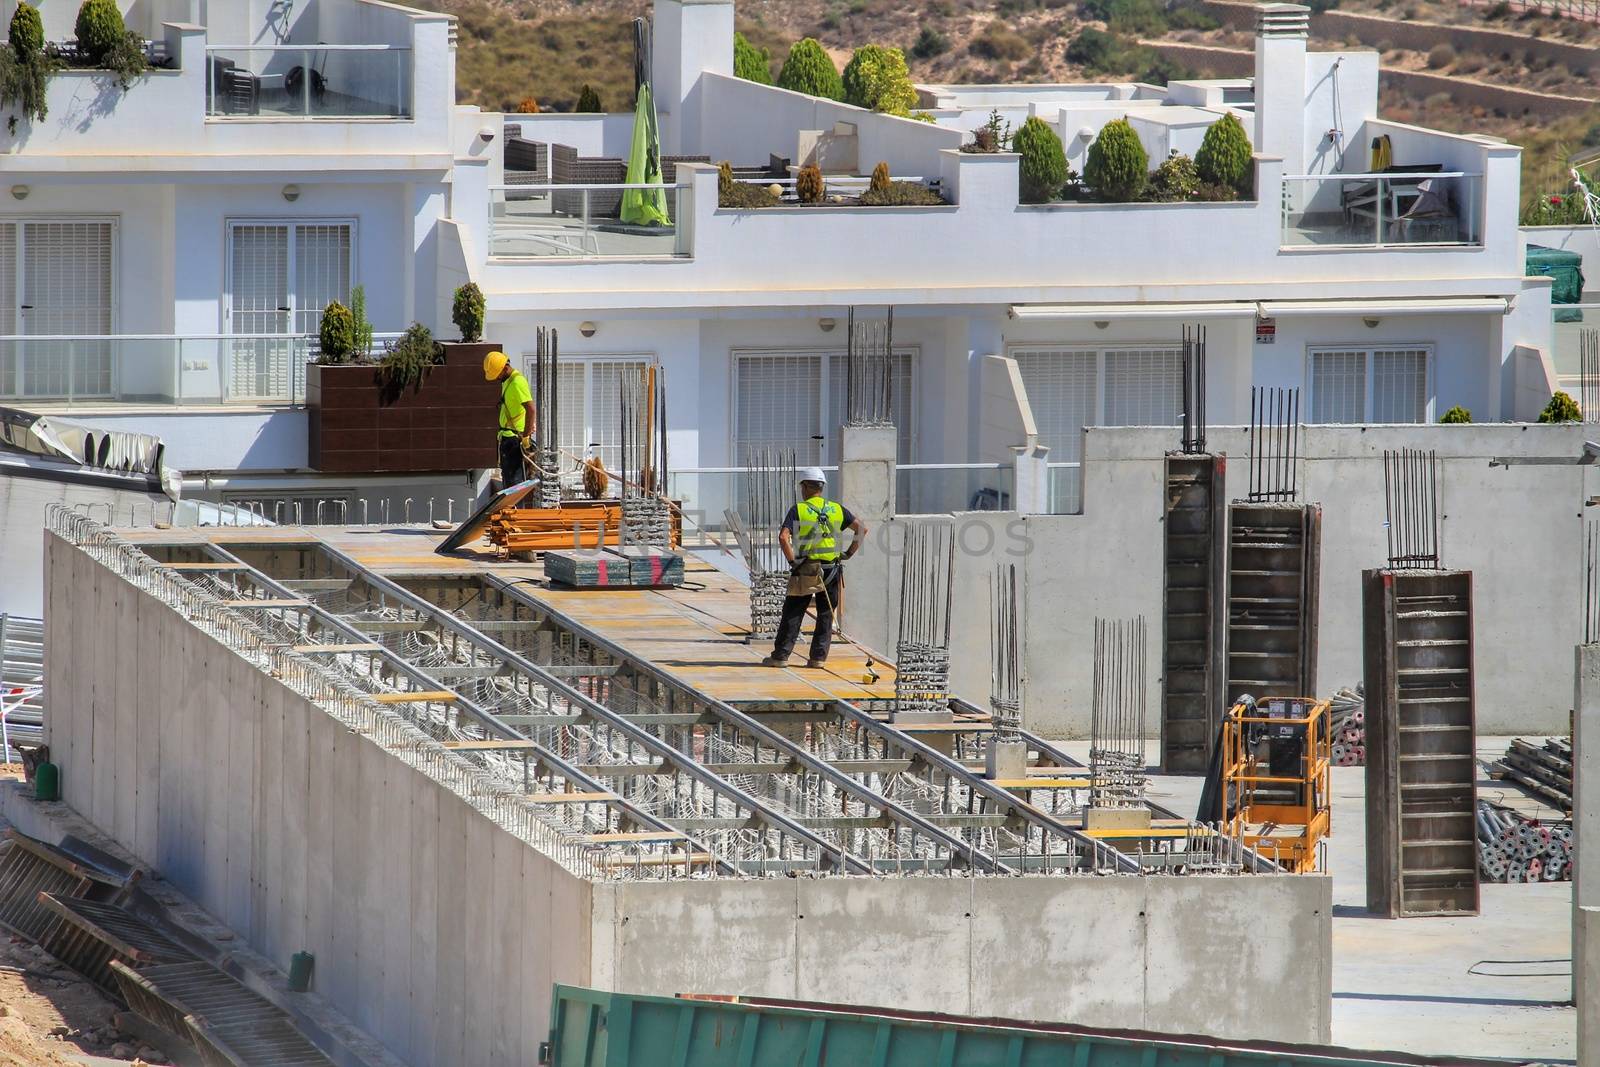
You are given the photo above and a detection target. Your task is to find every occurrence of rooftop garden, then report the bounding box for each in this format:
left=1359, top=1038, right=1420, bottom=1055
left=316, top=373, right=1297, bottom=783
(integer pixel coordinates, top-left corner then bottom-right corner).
left=0, top=0, right=153, bottom=133
left=717, top=160, right=947, bottom=209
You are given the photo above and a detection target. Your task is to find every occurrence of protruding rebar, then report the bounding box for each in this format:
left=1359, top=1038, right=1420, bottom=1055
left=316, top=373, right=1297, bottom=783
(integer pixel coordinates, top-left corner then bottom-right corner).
left=1247, top=386, right=1299, bottom=502
left=844, top=305, right=894, bottom=428
left=1382, top=447, right=1440, bottom=568
left=1180, top=324, right=1207, bottom=454
left=1090, top=616, right=1147, bottom=809
left=989, top=562, right=1023, bottom=743
left=895, top=522, right=955, bottom=717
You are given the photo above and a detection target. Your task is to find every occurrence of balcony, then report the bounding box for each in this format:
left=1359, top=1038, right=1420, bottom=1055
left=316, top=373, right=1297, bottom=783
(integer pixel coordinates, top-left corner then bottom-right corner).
left=205, top=46, right=412, bottom=120
left=1281, top=172, right=1484, bottom=249
left=0, top=333, right=397, bottom=410
left=488, top=184, right=690, bottom=259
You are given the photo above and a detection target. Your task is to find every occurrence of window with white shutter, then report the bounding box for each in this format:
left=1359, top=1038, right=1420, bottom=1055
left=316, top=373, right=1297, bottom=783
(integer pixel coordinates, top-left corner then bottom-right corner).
left=227, top=220, right=352, bottom=401
left=1104, top=347, right=1182, bottom=426
left=1011, top=347, right=1098, bottom=514
left=0, top=219, right=115, bottom=399
left=734, top=353, right=824, bottom=465
left=1309, top=346, right=1431, bottom=424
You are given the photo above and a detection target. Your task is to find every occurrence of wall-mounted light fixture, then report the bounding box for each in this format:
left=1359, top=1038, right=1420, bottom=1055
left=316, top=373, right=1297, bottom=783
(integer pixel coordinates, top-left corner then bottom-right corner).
left=9, top=185, right=29, bottom=201
left=1363, top=317, right=1381, bottom=329
left=477, top=125, right=496, bottom=143
left=818, top=317, right=837, bottom=333
left=578, top=321, right=597, bottom=338
left=1093, top=320, right=1110, bottom=330
left=281, top=184, right=301, bottom=203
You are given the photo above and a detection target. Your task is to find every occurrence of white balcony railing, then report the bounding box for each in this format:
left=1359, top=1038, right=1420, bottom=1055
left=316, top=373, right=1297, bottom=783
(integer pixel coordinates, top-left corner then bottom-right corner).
left=488, top=184, right=691, bottom=259
left=205, top=45, right=413, bottom=119
left=0, top=333, right=400, bottom=408
left=1281, top=172, right=1484, bottom=249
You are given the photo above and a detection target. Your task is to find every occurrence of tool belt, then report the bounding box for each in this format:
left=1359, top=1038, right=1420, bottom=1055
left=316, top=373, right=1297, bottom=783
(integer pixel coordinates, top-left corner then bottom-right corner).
left=787, top=559, right=827, bottom=597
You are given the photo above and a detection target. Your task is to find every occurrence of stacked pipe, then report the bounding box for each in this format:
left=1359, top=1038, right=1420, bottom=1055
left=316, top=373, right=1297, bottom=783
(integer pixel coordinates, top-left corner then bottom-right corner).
left=1326, top=685, right=1366, bottom=766
left=1477, top=800, right=1574, bottom=883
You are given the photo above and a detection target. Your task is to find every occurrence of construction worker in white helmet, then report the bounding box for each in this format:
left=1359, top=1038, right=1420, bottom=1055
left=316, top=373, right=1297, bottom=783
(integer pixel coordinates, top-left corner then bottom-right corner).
left=762, top=466, right=868, bottom=669
left=483, top=350, right=535, bottom=487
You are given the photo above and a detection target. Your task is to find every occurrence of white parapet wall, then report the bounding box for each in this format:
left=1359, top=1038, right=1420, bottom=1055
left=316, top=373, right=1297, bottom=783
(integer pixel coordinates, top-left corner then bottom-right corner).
left=846, top=423, right=1598, bottom=737
left=43, top=531, right=1334, bottom=1058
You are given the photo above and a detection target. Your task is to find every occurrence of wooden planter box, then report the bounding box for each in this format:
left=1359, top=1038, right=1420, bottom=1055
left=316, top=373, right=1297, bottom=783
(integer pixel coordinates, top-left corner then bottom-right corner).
left=307, top=341, right=502, bottom=473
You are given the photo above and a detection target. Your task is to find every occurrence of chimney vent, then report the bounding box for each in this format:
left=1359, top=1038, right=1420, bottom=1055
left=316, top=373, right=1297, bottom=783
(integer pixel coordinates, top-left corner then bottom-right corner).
left=1256, top=2, right=1310, bottom=38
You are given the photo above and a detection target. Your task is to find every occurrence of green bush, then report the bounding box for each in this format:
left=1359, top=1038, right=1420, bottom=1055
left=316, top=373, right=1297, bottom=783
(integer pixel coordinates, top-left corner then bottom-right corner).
left=74, top=0, right=125, bottom=64
left=379, top=323, right=442, bottom=395
left=452, top=282, right=486, bottom=343
left=9, top=3, right=42, bottom=59
left=1013, top=115, right=1068, bottom=203
left=575, top=83, right=602, bottom=111
left=912, top=27, right=950, bottom=59
left=717, top=160, right=779, bottom=208
left=100, top=27, right=148, bottom=90
left=1195, top=112, right=1252, bottom=195
left=1440, top=405, right=1473, bottom=424
left=964, top=109, right=1012, bottom=153
left=1539, top=391, right=1582, bottom=423
left=1066, top=28, right=1117, bottom=69
left=1082, top=0, right=1168, bottom=35
left=733, top=32, right=773, bottom=84
left=318, top=302, right=355, bottom=363
left=860, top=180, right=946, bottom=206
left=796, top=163, right=824, bottom=203
left=1147, top=151, right=1199, bottom=201
left=1521, top=172, right=1595, bottom=224
left=1167, top=3, right=1220, bottom=31
left=777, top=38, right=844, bottom=101
left=349, top=284, right=373, bottom=360
left=1084, top=117, right=1148, bottom=201
left=970, top=22, right=1031, bottom=61
left=842, top=45, right=918, bottom=115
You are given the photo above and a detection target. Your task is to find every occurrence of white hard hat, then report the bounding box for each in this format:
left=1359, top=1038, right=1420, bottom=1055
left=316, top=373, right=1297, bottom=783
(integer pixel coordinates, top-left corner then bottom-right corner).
left=798, top=466, right=827, bottom=485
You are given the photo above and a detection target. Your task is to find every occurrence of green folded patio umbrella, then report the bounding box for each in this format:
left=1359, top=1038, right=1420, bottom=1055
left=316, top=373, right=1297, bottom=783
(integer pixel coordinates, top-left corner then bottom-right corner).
left=620, top=82, right=669, bottom=227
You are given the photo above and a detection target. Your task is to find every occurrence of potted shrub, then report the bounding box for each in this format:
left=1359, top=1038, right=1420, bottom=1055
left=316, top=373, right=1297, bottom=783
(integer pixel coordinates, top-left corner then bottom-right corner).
left=307, top=314, right=502, bottom=473
left=1084, top=118, right=1148, bottom=201
left=1195, top=112, right=1252, bottom=198
left=776, top=38, right=844, bottom=101
left=1014, top=117, right=1066, bottom=204
left=72, top=0, right=147, bottom=90
left=452, top=282, right=485, bottom=343
left=1, top=2, right=54, bottom=133
left=1539, top=391, right=1581, bottom=424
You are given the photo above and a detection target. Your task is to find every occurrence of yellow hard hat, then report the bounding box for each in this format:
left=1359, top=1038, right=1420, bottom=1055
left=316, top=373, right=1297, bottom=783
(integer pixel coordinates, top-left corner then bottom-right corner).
left=483, top=350, right=509, bottom=380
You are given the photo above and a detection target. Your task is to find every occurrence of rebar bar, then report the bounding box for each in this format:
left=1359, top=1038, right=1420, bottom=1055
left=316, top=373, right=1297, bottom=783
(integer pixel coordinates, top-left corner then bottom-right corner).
left=724, top=448, right=797, bottom=638
left=1382, top=447, right=1440, bottom=568
left=989, top=562, right=1022, bottom=743
left=1180, top=324, right=1207, bottom=454
left=619, top=364, right=671, bottom=547
left=1090, top=616, right=1147, bottom=809
left=1583, top=327, right=1599, bottom=423
left=1247, top=386, right=1299, bottom=502
left=895, top=522, right=955, bottom=717
left=844, top=306, right=894, bottom=427
left=1587, top=520, right=1600, bottom=645
left=533, top=326, right=562, bottom=507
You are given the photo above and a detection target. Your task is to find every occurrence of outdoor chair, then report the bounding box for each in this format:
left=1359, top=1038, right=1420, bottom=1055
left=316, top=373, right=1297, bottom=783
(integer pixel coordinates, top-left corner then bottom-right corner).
left=1341, top=163, right=1444, bottom=228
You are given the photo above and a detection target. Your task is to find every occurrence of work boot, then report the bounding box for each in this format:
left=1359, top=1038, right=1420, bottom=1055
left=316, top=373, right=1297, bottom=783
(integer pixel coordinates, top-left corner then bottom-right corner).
left=805, top=657, right=827, bottom=669
left=760, top=654, right=789, bottom=667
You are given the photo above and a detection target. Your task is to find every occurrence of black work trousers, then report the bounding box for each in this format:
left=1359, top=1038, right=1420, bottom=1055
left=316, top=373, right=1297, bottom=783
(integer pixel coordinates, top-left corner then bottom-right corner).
left=772, top=564, right=842, bottom=663
left=498, top=434, right=527, bottom=488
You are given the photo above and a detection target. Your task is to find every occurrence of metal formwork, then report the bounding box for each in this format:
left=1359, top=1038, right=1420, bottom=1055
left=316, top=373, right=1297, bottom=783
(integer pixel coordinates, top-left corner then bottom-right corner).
left=1226, top=503, right=1322, bottom=708
left=1161, top=453, right=1227, bottom=773
left=36, top=893, right=195, bottom=997
left=1362, top=568, right=1479, bottom=917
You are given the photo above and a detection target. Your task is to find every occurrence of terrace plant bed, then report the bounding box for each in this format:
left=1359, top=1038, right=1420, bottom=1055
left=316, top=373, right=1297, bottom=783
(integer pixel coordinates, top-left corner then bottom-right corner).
left=307, top=341, right=502, bottom=473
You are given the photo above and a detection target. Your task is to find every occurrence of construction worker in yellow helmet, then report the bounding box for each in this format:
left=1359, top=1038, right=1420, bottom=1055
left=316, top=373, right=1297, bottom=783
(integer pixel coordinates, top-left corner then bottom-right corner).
left=762, top=466, right=868, bottom=669
left=484, top=350, right=535, bottom=488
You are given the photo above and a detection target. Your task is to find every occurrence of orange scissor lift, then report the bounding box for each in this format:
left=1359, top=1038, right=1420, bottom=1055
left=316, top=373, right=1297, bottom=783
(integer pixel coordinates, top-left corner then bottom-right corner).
left=1219, top=696, right=1331, bottom=873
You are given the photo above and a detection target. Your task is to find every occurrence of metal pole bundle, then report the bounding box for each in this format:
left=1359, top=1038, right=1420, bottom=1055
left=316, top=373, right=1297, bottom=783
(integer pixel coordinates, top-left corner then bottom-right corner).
left=1180, top=324, right=1207, bottom=454
left=844, top=305, right=894, bottom=428
left=619, top=364, right=671, bottom=547
left=989, top=562, right=1023, bottom=744
left=894, top=521, right=955, bottom=718
left=724, top=447, right=796, bottom=638
left=1090, top=616, right=1147, bottom=809
left=1246, top=386, right=1299, bottom=502
left=1381, top=447, right=1440, bottom=569
left=1583, top=328, right=1599, bottom=423
left=533, top=327, right=561, bottom=507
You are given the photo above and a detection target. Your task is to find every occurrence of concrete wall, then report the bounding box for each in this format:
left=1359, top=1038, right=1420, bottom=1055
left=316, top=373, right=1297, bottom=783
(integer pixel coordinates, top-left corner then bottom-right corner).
left=43, top=533, right=593, bottom=1065
left=593, top=871, right=1332, bottom=1045
left=848, top=423, right=1595, bottom=737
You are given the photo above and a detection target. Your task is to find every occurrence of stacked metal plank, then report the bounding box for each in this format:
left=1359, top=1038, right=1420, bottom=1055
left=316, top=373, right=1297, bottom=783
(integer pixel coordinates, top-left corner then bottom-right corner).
left=1363, top=569, right=1479, bottom=917
left=1490, top=737, right=1573, bottom=811
left=544, top=547, right=684, bottom=588
left=1160, top=454, right=1227, bottom=774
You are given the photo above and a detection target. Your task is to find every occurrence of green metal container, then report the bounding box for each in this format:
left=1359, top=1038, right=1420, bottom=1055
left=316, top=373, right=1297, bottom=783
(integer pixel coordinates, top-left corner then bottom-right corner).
left=33, top=761, right=59, bottom=802
left=543, top=985, right=1512, bottom=1067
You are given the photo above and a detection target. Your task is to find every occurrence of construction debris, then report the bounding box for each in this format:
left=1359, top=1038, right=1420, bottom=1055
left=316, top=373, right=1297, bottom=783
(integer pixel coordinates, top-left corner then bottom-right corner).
left=1477, top=799, right=1574, bottom=883
left=1489, top=737, right=1573, bottom=813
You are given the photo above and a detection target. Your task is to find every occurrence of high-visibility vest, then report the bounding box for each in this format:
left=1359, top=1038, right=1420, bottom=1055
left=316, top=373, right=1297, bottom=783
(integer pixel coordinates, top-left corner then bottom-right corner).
left=795, top=496, right=844, bottom=562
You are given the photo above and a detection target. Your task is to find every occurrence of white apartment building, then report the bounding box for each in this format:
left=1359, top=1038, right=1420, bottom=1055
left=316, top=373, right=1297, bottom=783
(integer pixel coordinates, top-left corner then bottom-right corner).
left=0, top=0, right=1577, bottom=609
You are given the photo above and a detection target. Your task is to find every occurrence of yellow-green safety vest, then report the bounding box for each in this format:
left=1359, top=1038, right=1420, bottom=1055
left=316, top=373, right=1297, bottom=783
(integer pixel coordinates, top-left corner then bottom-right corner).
left=795, top=496, right=844, bottom=562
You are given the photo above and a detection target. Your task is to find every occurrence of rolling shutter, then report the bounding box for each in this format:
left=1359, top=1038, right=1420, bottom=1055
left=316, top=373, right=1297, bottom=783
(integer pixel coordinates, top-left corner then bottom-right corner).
left=1310, top=349, right=1367, bottom=424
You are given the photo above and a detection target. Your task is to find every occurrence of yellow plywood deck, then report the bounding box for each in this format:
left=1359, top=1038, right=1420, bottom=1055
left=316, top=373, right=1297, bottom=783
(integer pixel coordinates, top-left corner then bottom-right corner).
left=121, top=525, right=908, bottom=707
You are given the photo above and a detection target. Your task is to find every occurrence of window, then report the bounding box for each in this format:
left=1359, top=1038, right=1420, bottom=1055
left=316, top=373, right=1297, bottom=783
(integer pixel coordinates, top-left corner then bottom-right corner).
left=1010, top=344, right=1183, bottom=512
left=535, top=356, right=649, bottom=473
left=226, top=220, right=353, bottom=401
left=731, top=348, right=915, bottom=466
left=0, top=219, right=116, bottom=399
left=1309, top=347, right=1430, bottom=424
